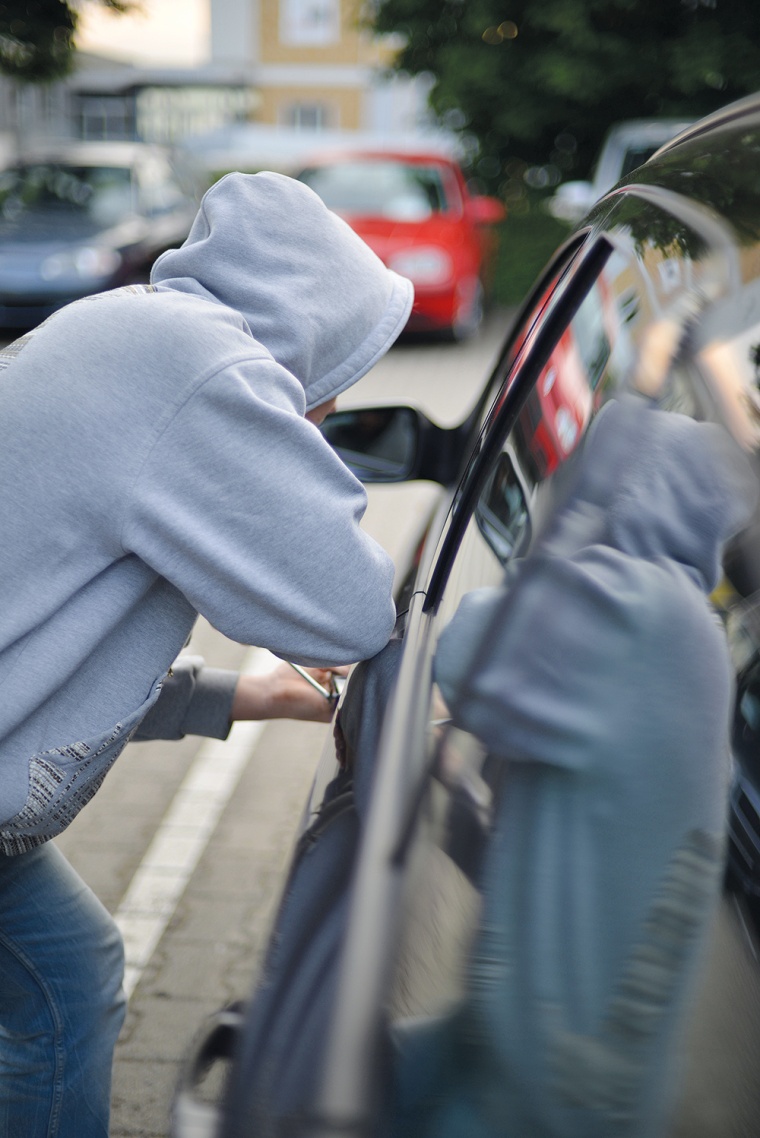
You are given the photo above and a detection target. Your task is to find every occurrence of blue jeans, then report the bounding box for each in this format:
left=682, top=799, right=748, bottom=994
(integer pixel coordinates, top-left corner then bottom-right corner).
left=0, top=843, right=126, bottom=1137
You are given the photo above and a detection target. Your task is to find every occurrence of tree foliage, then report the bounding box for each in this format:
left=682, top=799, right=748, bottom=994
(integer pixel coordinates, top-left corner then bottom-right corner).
left=371, top=0, right=760, bottom=192
left=0, top=0, right=134, bottom=82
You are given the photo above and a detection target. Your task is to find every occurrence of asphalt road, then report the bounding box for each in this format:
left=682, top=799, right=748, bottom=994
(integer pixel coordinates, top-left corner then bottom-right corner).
left=8, top=307, right=760, bottom=1136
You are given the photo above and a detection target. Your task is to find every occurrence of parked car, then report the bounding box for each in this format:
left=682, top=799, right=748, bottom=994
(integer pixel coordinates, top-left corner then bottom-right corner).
left=174, top=92, right=760, bottom=1137
left=547, top=117, right=694, bottom=223
left=296, top=150, right=505, bottom=340
left=0, top=141, right=201, bottom=328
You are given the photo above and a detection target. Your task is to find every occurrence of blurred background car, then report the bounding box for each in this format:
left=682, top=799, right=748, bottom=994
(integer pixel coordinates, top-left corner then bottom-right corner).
left=547, top=117, right=694, bottom=223
left=0, top=141, right=201, bottom=329
left=296, top=150, right=505, bottom=341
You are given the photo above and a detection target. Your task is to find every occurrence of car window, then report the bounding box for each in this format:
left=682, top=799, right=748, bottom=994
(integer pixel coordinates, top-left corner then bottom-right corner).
left=620, top=144, right=661, bottom=178
left=474, top=448, right=531, bottom=564
left=431, top=243, right=642, bottom=605
left=435, top=189, right=732, bottom=623
left=512, top=267, right=630, bottom=481
left=298, top=159, right=450, bottom=220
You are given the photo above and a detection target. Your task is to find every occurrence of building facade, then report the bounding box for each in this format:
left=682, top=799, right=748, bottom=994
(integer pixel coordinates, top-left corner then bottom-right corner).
left=0, top=52, right=256, bottom=161
left=0, top=1, right=431, bottom=167
left=210, top=0, right=428, bottom=136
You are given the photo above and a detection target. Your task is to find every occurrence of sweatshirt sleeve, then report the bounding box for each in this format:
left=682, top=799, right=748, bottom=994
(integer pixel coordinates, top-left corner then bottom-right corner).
left=133, top=656, right=238, bottom=741
left=121, top=357, right=397, bottom=666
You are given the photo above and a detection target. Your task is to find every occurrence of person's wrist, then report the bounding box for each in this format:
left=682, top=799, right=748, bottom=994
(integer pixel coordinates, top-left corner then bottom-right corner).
left=230, top=673, right=273, bottom=721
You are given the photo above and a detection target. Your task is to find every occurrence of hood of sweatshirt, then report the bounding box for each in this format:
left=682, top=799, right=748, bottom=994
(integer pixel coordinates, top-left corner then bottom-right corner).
left=151, top=170, right=414, bottom=410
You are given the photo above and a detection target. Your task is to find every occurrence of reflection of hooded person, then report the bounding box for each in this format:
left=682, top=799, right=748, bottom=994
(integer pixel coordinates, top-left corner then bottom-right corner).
left=411, top=396, right=757, bottom=1138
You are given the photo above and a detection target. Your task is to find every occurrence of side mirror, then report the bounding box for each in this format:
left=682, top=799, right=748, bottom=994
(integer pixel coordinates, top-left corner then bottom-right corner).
left=320, top=405, right=465, bottom=485
left=467, top=195, right=506, bottom=226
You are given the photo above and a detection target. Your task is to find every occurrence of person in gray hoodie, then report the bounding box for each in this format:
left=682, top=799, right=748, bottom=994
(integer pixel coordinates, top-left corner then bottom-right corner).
left=0, top=170, right=412, bottom=1137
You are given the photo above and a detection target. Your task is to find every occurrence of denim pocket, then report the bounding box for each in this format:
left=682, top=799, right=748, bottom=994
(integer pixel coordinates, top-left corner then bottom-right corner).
left=0, top=677, right=164, bottom=856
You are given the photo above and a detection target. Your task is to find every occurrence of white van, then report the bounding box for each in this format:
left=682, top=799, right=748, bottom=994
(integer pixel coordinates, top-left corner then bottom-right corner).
left=548, top=117, right=693, bottom=222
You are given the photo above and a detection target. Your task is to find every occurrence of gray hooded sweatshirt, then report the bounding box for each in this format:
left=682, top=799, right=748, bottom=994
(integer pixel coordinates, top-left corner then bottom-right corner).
left=416, top=397, right=756, bottom=1138
left=0, top=171, right=413, bottom=855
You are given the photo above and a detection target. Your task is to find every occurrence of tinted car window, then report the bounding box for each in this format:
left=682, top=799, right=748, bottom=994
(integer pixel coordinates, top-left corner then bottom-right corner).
left=512, top=266, right=631, bottom=481
left=475, top=449, right=531, bottom=565
left=620, top=143, right=661, bottom=178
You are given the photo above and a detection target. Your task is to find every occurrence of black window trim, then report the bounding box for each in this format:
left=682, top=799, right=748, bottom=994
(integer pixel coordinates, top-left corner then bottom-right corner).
left=424, top=235, right=615, bottom=611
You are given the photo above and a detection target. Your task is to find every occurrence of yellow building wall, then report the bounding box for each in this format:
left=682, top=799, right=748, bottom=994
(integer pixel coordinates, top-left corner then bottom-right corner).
left=260, top=0, right=392, bottom=66
left=258, top=85, right=363, bottom=129
left=253, top=0, right=400, bottom=128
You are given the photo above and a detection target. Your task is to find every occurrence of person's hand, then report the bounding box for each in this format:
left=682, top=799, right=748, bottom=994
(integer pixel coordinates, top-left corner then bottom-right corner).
left=230, top=663, right=349, bottom=724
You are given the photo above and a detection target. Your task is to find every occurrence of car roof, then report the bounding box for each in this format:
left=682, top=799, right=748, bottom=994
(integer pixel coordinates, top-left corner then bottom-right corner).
left=601, top=118, right=695, bottom=143
left=590, top=92, right=760, bottom=232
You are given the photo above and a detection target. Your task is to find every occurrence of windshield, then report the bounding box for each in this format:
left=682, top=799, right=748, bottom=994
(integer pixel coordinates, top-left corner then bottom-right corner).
left=620, top=145, right=661, bottom=178
left=298, top=159, right=451, bottom=220
left=0, top=164, right=134, bottom=226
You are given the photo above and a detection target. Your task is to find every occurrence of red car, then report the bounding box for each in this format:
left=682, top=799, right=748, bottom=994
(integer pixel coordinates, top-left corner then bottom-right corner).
left=296, top=150, right=505, bottom=339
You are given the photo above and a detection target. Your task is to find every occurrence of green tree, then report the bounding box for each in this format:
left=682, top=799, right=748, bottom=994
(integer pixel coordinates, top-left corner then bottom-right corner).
left=0, top=0, right=134, bottom=82
left=371, top=0, right=760, bottom=190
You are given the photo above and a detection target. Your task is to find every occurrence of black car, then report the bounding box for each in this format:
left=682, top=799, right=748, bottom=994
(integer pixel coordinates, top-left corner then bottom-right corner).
left=174, top=93, right=760, bottom=1137
left=0, top=141, right=201, bottom=328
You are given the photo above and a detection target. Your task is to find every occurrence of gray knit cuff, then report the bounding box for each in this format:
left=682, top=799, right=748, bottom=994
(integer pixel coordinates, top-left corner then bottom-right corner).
left=134, top=657, right=238, bottom=741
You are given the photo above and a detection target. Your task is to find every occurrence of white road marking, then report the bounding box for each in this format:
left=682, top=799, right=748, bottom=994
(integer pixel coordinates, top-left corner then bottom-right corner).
left=114, top=647, right=276, bottom=1000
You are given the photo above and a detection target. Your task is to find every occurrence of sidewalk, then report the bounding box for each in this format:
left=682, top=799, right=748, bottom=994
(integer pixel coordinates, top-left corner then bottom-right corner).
left=109, top=716, right=328, bottom=1136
